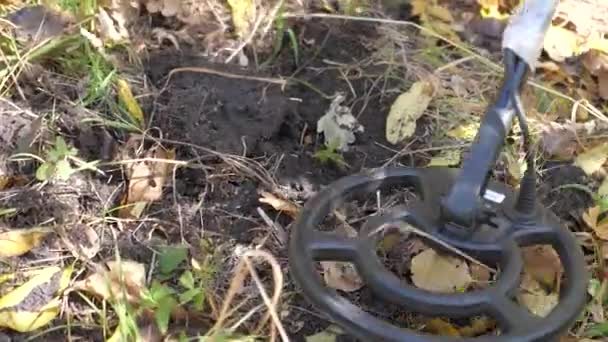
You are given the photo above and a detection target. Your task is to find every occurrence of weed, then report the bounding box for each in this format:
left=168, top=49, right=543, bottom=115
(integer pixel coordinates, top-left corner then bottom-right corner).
left=262, top=0, right=299, bottom=67
left=313, top=142, right=350, bottom=169
left=34, top=136, right=100, bottom=181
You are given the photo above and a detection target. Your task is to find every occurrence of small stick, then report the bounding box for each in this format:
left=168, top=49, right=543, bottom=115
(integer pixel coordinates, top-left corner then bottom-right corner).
left=160, top=66, right=287, bottom=95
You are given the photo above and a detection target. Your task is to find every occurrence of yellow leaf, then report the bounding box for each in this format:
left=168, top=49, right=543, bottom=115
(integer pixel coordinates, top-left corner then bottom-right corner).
left=447, top=121, right=480, bottom=141
left=227, top=0, right=256, bottom=38
left=574, top=143, right=608, bottom=176
left=0, top=266, right=72, bottom=332
left=0, top=227, right=52, bottom=257
left=410, top=249, right=472, bottom=293
left=258, top=191, right=300, bottom=218
left=386, top=80, right=434, bottom=144
left=75, top=260, right=146, bottom=304
left=543, top=26, right=586, bottom=62
left=116, top=78, right=144, bottom=128
left=427, top=149, right=461, bottom=166
left=425, top=318, right=460, bottom=337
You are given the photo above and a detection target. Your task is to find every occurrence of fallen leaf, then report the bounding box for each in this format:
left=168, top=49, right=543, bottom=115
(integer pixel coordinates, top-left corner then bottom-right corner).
left=447, top=121, right=480, bottom=141
left=75, top=260, right=146, bottom=304
left=317, top=94, right=364, bottom=152
left=386, top=80, right=434, bottom=144
left=119, top=144, right=176, bottom=218
left=321, top=222, right=362, bottom=292
left=60, top=224, right=100, bottom=260
left=258, top=191, right=299, bottom=218
left=410, top=249, right=473, bottom=293
left=411, top=0, right=461, bottom=42
left=517, top=273, right=558, bottom=317
left=583, top=206, right=608, bottom=240
left=116, top=78, right=144, bottom=127
left=521, top=245, right=563, bottom=289
left=0, top=227, right=52, bottom=257
left=428, top=149, right=461, bottom=167
left=458, top=317, right=496, bottom=337
left=543, top=26, right=586, bottom=62
left=425, top=318, right=460, bottom=336
left=540, top=122, right=579, bottom=160
left=227, top=0, right=256, bottom=39
left=320, top=261, right=363, bottom=292
left=305, top=324, right=344, bottom=342
left=574, top=143, right=608, bottom=176
left=0, top=266, right=72, bottom=332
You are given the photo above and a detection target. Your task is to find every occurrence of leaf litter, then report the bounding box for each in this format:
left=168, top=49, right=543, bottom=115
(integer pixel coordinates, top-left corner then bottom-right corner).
left=320, top=220, right=363, bottom=292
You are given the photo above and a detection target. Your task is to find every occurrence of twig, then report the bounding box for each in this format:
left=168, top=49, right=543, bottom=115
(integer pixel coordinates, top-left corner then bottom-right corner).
left=241, top=249, right=288, bottom=341
left=160, top=66, right=287, bottom=94
left=257, top=207, right=288, bottom=246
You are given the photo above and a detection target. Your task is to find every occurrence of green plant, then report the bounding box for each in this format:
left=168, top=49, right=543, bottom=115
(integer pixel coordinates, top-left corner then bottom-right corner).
left=262, top=0, right=298, bottom=67
left=36, top=136, right=78, bottom=181
left=313, top=143, right=349, bottom=169
left=141, top=281, right=178, bottom=335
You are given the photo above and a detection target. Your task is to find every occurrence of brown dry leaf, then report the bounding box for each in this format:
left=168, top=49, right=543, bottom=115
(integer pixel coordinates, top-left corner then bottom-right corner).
left=258, top=191, right=299, bottom=218
left=321, top=222, right=362, bottom=292
left=574, top=142, right=608, bottom=176
left=540, top=122, right=578, bottom=160
left=517, top=273, right=558, bottom=317
left=60, top=224, right=100, bottom=260
left=75, top=260, right=146, bottom=304
left=119, top=145, right=176, bottom=218
left=521, top=245, right=563, bottom=289
left=583, top=206, right=608, bottom=240
left=410, top=249, right=473, bottom=293
left=0, top=175, right=28, bottom=191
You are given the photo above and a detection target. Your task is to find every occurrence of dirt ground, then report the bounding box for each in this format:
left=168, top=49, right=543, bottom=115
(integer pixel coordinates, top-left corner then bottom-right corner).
left=0, top=4, right=601, bottom=341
